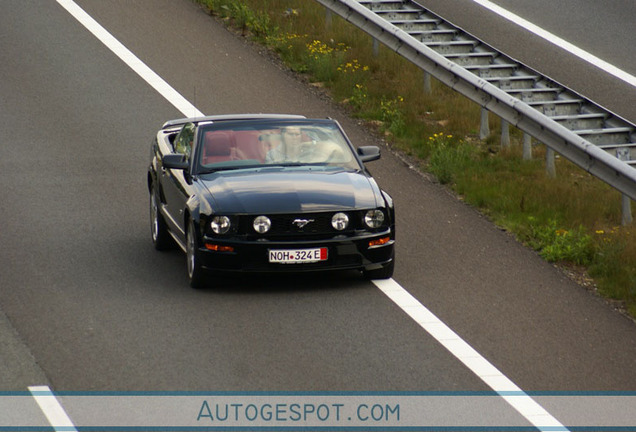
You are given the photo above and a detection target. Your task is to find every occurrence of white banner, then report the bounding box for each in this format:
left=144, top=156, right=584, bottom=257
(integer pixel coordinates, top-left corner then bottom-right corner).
left=5, top=391, right=636, bottom=430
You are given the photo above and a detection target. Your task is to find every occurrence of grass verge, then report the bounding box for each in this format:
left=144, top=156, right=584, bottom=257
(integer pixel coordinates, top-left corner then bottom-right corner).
left=194, top=0, right=636, bottom=318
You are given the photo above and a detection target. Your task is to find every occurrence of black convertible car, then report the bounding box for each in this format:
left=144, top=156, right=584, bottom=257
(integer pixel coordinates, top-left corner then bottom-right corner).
left=147, top=114, right=395, bottom=288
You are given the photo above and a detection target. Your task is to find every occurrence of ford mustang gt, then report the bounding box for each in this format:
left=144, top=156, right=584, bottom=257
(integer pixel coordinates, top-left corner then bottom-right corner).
left=147, top=114, right=395, bottom=288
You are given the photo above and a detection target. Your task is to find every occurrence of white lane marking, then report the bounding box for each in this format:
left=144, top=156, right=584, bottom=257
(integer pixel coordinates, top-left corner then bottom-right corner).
left=29, top=386, right=77, bottom=432
left=470, top=0, right=636, bottom=88
left=373, top=278, right=568, bottom=431
left=55, top=0, right=567, bottom=429
left=56, top=0, right=204, bottom=118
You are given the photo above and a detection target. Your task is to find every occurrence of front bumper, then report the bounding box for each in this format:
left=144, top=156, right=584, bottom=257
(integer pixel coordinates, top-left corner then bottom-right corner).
left=198, top=231, right=394, bottom=273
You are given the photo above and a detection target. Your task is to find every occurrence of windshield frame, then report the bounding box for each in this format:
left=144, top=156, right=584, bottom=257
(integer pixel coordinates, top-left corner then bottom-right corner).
left=192, top=118, right=364, bottom=175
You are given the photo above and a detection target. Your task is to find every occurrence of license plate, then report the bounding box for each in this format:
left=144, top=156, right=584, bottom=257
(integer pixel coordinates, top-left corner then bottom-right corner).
left=269, top=248, right=328, bottom=264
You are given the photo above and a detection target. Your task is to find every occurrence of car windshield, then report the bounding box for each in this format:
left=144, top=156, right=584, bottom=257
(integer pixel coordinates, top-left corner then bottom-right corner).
left=196, top=120, right=361, bottom=173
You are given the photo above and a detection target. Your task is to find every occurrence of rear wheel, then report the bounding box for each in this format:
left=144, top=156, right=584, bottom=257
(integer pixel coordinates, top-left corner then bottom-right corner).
left=186, top=218, right=207, bottom=289
left=150, top=184, right=171, bottom=250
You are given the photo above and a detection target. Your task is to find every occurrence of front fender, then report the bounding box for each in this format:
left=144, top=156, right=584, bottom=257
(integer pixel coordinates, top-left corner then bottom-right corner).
left=148, top=137, right=161, bottom=192
left=185, top=194, right=201, bottom=225
left=382, top=190, right=394, bottom=209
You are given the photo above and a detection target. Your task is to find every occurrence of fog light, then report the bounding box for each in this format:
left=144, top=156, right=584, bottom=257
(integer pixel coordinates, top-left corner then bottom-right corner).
left=331, top=212, right=349, bottom=230
left=253, top=215, right=271, bottom=233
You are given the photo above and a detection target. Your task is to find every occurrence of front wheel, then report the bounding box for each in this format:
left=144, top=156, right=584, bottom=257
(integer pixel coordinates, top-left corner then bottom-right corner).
left=150, top=184, right=171, bottom=250
left=186, top=219, right=207, bottom=289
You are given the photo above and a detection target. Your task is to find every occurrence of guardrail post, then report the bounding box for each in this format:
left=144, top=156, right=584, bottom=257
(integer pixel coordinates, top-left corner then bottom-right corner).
left=325, top=8, right=332, bottom=29
left=372, top=38, right=379, bottom=57
left=423, top=71, right=431, bottom=94
left=546, top=147, right=556, bottom=178
left=501, top=119, right=510, bottom=148
left=523, top=133, right=532, bottom=160
left=479, top=108, right=489, bottom=140
left=622, top=195, right=633, bottom=226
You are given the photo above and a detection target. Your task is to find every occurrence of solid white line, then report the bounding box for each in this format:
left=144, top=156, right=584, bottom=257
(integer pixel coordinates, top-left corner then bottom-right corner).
left=29, top=386, right=77, bottom=432
left=372, top=278, right=568, bottom=431
left=56, top=0, right=204, bottom=118
left=54, top=0, right=567, bottom=429
left=470, top=0, right=636, bottom=88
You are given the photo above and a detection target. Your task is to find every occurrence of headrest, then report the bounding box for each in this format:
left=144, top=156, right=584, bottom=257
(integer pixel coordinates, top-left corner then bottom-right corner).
left=204, top=132, right=233, bottom=156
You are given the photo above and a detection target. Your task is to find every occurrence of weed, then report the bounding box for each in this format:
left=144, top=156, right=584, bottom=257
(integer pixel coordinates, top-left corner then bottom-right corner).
left=303, top=39, right=348, bottom=83
left=348, top=83, right=368, bottom=111
left=590, top=228, right=636, bottom=310
left=379, top=96, right=406, bottom=137
left=197, top=0, right=273, bottom=39
left=427, top=133, right=473, bottom=184
left=526, top=218, right=595, bottom=265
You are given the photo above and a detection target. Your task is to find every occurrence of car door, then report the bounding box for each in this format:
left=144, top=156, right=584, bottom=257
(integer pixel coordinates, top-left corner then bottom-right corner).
left=160, top=123, right=195, bottom=245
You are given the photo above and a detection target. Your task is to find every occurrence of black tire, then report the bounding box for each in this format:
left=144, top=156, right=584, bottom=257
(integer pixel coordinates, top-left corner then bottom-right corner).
left=363, top=255, right=395, bottom=280
left=186, top=218, right=207, bottom=289
left=150, top=184, right=171, bottom=250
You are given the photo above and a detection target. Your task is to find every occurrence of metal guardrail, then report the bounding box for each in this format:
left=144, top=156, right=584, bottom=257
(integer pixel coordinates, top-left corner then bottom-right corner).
left=314, top=0, right=636, bottom=203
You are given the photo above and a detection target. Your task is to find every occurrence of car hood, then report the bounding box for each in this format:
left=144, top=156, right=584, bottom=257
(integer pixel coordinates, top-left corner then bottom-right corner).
left=200, top=169, right=380, bottom=213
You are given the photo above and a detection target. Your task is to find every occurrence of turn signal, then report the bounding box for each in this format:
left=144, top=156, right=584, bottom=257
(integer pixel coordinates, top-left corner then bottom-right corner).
left=205, top=243, right=234, bottom=252
left=368, top=237, right=390, bottom=248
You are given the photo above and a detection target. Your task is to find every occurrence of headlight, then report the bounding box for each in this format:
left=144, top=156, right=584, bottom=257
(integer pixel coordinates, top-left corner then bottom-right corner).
left=253, top=215, right=271, bottom=233
left=210, top=216, right=231, bottom=234
left=331, top=212, right=349, bottom=230
left=364, top=209, right=385, bottom=228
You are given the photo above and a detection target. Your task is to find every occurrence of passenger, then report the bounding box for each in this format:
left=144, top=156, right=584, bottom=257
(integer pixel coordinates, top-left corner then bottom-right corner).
left=258, top=130, right=283, bottom=153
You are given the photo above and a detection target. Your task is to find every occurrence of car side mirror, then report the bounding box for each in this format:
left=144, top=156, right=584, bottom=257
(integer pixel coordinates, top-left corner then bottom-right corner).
left=162, top=153, right=190, bottom=170
left=357, top=146, right=381, bottom=162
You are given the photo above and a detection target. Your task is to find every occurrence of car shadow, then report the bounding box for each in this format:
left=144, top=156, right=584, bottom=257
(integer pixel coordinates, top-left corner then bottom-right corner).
left=198, top=270, right=371, bottom=294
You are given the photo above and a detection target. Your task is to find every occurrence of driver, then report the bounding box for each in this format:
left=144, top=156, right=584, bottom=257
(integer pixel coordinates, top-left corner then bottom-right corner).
left=265, top=126, right=312, bottom=163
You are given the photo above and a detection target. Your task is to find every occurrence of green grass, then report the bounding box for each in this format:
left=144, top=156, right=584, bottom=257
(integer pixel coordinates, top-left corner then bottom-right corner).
left=194, top=0, right=636, bottom=318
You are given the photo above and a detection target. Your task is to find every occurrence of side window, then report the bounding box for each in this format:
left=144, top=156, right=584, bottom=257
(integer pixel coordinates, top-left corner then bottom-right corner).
left=174, top=123, right=195, bottom=159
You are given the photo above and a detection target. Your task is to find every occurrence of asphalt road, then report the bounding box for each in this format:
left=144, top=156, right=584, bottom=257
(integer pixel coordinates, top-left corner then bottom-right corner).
left=0, top=0, right=635, bottom=415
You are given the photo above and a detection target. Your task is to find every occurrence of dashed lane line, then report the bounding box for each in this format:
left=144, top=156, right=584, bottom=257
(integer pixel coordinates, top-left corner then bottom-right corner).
left=29, top=386, right=77, bottom=432
left=470, top=0, right=636, bottom=88
left=56, top=0, right=204, bottom=118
